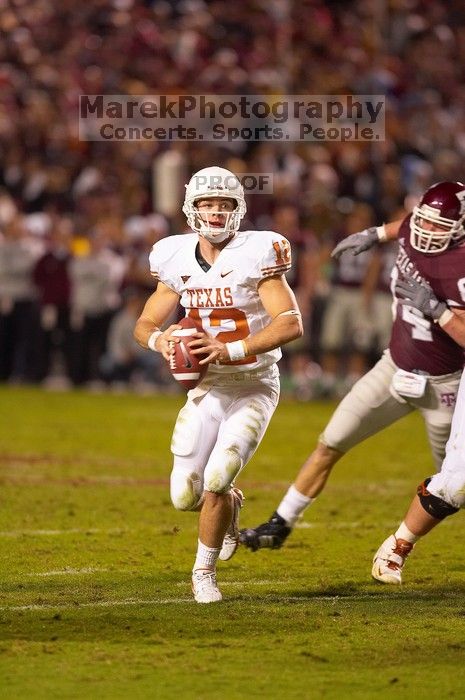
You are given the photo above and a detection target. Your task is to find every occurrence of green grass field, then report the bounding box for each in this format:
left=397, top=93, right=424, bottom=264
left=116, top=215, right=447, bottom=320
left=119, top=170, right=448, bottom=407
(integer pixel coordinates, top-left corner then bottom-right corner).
left=1, top=386, right=465, bottom=699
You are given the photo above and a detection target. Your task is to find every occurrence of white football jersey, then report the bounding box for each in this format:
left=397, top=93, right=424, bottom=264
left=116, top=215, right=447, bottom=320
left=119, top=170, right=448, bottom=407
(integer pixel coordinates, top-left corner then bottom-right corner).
left=149, top=230, right=292, bottom=374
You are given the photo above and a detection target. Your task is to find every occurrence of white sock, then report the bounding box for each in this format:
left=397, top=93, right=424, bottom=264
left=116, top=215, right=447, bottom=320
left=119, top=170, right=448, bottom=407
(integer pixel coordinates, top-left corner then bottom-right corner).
left=276, top=485, right=313, bottom=527
left=193, top=540, right=221, bottom=572
left=395, top=522, right=419, bottom=544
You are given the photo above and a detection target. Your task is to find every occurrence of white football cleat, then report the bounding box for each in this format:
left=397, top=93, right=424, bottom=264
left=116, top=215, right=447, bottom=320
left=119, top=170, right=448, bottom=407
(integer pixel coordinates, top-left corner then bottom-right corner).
left=372, top=534, right=414, bottom=584
left=219, top=487, right=244, bottom=561
left=191, top=569, right=222, bottom=603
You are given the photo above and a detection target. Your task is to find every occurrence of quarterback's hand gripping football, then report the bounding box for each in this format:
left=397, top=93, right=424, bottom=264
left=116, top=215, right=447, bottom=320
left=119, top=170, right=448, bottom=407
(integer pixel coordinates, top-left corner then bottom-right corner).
left=331, top=227, right=380, bottom=260
left=154, top=324, right=183, bottom=361
left=395, top=277, right=448, bottom=321
left=189, top=334, right=229, bottom=365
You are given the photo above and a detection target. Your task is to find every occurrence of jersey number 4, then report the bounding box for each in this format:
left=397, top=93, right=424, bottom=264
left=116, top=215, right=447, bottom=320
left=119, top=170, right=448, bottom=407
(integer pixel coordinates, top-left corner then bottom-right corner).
left=402, top=306, right=432, bottom=341
left=399, top=277, right=465, bottom=342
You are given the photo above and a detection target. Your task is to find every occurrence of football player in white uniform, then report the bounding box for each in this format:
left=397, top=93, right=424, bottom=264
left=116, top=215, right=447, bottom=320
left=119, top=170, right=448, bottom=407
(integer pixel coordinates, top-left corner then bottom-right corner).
left=134, top=166, right=302, bottom=603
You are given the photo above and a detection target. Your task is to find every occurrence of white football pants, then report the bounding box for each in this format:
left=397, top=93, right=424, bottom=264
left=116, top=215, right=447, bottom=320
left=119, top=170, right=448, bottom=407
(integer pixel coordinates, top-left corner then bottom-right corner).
left=428, top=367, right=465, bottom=508
left=322, top=350, right=460, bottom=469
left=170, top=374, right=279, bottom=511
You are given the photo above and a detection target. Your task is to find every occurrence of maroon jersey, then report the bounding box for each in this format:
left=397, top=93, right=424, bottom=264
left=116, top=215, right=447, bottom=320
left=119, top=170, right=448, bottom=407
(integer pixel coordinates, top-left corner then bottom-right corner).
left=389, top=216, right=465, bottom=375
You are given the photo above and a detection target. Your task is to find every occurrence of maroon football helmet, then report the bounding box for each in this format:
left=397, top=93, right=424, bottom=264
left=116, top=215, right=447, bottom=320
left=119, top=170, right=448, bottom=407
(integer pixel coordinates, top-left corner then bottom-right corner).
left=410, top=181, right=465, bottom=253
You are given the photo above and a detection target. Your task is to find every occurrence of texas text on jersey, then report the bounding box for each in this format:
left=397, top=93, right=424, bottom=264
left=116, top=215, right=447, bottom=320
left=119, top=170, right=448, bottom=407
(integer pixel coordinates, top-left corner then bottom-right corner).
left=149, top=229, right=292, bottom=374
left=389, top=216, right=465, bottom=375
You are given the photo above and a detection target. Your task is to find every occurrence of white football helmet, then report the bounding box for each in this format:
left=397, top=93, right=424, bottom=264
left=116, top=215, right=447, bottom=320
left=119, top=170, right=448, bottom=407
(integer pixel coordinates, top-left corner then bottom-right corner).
left=182, top=166, right=246, bottom=243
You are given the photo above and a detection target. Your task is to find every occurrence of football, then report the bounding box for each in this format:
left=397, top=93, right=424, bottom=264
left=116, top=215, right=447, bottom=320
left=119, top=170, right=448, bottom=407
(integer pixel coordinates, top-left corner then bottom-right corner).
left=168, top=317, right=209, bottom=390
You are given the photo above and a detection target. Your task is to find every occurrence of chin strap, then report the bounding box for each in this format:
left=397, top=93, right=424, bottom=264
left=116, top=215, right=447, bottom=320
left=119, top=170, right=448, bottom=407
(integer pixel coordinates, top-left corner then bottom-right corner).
left=200, top=228, right=235, bottom=244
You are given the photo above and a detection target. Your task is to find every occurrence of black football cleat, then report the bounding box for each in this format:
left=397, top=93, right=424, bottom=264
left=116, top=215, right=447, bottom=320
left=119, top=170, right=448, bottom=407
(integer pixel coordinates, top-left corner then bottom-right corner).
left=239, top=512, right=291, bottom=551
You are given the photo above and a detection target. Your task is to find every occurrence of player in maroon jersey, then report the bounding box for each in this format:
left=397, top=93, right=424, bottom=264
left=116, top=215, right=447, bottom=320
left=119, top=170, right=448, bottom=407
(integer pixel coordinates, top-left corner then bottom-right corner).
left=371, top=183, right=465, bottom=583
left=240, top=183, right=465, bottom=577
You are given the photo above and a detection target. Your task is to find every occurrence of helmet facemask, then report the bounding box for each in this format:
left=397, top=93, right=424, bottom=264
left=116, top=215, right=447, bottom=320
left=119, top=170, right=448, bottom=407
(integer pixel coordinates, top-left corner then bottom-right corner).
left=410, top=204, right=464, bottom=253
left=184, top=196, right=245, bottom=243
left=182, top=166, right=247, bottom=243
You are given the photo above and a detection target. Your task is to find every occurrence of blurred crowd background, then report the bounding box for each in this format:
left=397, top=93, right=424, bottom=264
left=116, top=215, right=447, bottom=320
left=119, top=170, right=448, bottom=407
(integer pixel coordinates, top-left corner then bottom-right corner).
left=0, top=0, right=464, bottom=397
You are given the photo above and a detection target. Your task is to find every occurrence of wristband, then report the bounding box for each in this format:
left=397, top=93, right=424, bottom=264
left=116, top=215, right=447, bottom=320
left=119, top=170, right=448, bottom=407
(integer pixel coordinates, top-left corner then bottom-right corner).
left=147, top=329, right=162, bottom=352
left=436, top=308, right=454, bottom=328
left=226, top=340, right=248, bottom=361
left=376, top=225, right=387, bottom=242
